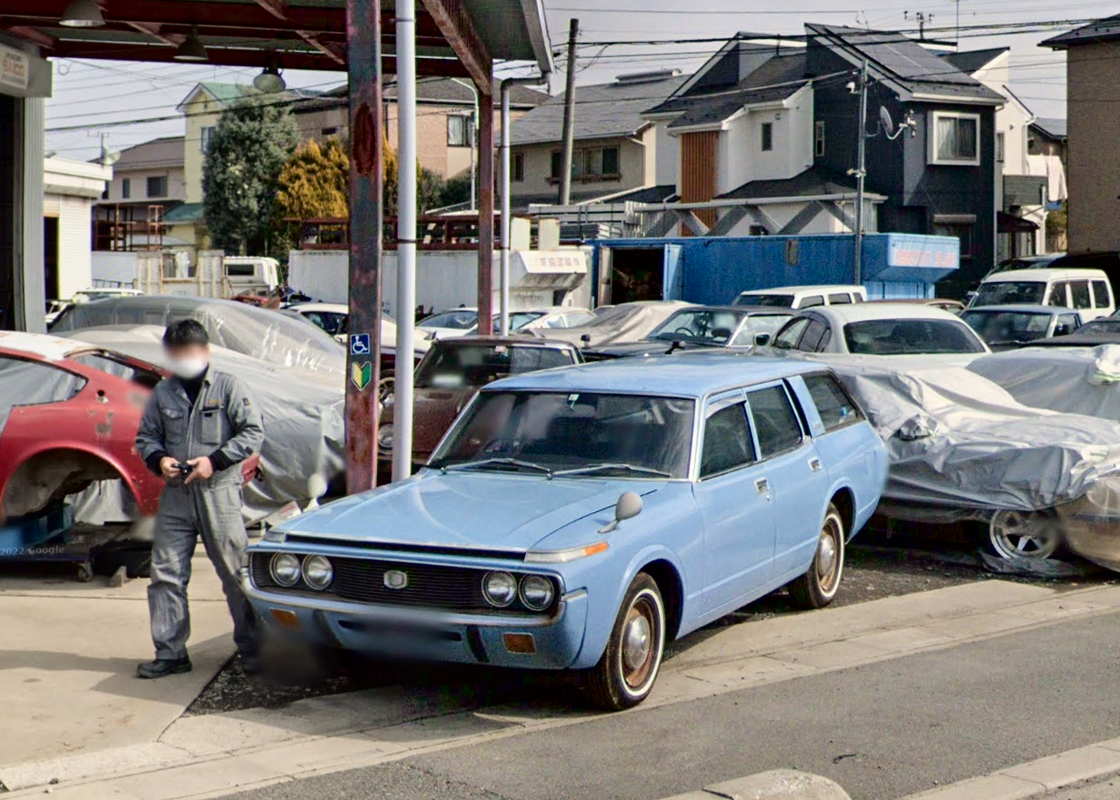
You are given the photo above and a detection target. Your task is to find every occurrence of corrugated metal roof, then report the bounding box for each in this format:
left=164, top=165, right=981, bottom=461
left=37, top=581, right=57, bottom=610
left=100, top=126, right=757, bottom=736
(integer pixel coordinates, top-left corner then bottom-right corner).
left=510, top=73, right=689, bottom=146
left=162, top=203, right=206, bottom=224
left=808, top=24, right=1004, bottom=102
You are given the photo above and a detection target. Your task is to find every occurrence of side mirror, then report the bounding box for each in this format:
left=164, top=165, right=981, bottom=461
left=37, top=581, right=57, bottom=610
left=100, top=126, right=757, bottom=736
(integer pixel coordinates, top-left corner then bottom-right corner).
left=598, top=491, right=643, bottom=534
left=754, top=333, right=772, bottom=347
left=1054, top=324, right=1071, bottom=337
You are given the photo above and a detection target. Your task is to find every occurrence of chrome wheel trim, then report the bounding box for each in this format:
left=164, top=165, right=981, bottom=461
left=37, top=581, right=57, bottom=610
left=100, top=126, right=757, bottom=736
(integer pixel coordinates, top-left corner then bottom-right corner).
left=816, top=512, right=844, bottom=597
left=617, top=588, right=664, bottom=697
left=989, top=510, right=1061, bottom=561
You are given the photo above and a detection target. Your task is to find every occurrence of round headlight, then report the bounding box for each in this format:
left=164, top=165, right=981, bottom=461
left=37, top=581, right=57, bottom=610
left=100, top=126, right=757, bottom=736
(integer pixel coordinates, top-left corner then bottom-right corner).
left=302, top=555, right=333, bottom=590
left=377, top=423, right=394, bottom=454
left=519, top=575, right=555, bottom=611
left=482, top=571, right=517, bottom=607
left=269, top=553, right=301, bottom=587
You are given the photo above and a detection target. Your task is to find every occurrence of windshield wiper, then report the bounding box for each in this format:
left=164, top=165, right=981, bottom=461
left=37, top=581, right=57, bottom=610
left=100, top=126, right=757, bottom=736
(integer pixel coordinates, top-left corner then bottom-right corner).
left=552, top=463, right=671, bottom=479
left=443, top=457, right=553, bottom=475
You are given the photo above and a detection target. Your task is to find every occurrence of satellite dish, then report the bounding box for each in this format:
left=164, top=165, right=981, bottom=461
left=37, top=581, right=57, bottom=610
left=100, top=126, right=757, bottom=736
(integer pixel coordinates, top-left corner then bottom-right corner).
left=879, top=107, right=895, bottom=137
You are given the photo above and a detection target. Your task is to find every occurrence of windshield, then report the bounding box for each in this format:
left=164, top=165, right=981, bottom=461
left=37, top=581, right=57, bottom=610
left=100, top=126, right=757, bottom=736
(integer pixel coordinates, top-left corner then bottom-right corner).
left=960, top=310, right=1053, bottom=344
left=735, top=293, right=795, bottom=308
left=843, top=319, right=986, bottom=355
left=972, top=281, right=1046, bottom=307
left=430, top=391, right=696, bottom=478
left=420, top=310, right=478, bottom=330
left=415, top=344, right=575, bottom=390
left=730, top=314, right=792, bottom=346
left=649, top=309, right=745, bottom=345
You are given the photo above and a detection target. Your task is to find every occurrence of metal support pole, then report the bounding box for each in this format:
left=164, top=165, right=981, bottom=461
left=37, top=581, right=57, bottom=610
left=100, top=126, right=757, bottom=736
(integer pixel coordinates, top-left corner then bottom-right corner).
left=558, top=18, right=579, bottom=206
left=451, top=77, right=478, bottom=210
left=853, top=59, right=868, bottom=287
left=393, top=0, right=417, bottom=483
left=343, top=0, right=383, bottom=493
left=499, top=84, right=511, bottom=336
left=477, top=89, right=495, bottom=336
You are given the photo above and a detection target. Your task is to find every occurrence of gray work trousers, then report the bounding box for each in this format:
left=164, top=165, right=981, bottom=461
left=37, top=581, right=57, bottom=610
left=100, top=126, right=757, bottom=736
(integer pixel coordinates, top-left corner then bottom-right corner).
left=148, top=481, right=256, bottom=660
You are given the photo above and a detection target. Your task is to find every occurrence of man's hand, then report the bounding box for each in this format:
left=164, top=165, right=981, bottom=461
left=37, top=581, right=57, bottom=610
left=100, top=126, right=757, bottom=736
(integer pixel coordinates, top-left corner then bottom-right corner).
left=159, top=457, right=180, bottom=483
left=184, top=456, right=214, bottom=485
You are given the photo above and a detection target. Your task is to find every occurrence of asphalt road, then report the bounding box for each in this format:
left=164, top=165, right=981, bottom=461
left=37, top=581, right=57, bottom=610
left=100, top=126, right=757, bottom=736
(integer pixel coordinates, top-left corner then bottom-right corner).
left=219, top=609, right=1120, bottom=800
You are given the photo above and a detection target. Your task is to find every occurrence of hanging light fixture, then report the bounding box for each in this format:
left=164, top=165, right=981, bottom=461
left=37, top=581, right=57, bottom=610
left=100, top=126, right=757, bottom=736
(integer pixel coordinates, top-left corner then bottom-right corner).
left=59, top=0, right=105, bottom=28
left=174, top=28, right=209, bottom=62
left=253, top=58, right=286, bottom=94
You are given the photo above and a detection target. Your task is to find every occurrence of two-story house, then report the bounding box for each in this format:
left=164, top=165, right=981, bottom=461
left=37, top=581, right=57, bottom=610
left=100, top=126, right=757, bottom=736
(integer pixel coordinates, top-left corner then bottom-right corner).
left=1041, top=17, right=1117, bottom=254
left=509, top=69, right=688, bottom=209
left=91, top=136, right=189, bottom=253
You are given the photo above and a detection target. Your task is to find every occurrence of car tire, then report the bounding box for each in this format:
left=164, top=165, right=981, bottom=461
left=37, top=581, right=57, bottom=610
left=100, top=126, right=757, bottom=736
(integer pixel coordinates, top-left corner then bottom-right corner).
left=378, top=370, right=395, bottom=407
left=582, top=572, right=665, bottom=711
left=788, top=503, right=845, bottom=610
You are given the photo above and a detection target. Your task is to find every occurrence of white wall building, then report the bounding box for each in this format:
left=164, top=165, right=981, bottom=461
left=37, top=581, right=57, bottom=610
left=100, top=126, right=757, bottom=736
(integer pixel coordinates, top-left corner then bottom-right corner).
left=43, top=157, right=112, bottom=301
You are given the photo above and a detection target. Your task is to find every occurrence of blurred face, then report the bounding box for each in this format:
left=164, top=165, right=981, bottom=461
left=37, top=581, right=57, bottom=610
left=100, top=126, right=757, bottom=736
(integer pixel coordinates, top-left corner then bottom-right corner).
left=164, top=343, right=210, bottom=379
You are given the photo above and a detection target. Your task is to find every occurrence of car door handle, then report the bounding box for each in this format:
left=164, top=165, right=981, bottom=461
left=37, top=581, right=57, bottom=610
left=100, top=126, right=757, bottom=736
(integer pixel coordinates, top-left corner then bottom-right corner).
left=808, top=457, right=822, bottom=472
left=754, top=478, right=770, bottom=496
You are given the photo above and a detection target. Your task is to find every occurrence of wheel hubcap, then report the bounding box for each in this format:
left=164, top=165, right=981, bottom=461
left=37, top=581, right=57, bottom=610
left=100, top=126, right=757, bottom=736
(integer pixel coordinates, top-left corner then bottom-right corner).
left=623, top=614, right=651, bottom=672
left=990, top=511, right=1061, bottom=561
left=816, top=517, right=842, bottom=593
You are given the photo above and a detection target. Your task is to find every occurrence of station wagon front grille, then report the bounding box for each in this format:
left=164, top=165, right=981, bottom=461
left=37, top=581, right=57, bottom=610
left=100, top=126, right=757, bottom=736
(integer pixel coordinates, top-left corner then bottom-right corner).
left=250, top=553, right=555, bottom=616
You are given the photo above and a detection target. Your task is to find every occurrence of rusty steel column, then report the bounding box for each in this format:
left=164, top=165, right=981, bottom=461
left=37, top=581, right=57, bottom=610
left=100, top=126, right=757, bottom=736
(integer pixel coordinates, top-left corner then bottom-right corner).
left=344, top=0, right=384, bottom=494
left=476, top=87, right=494, bottom=335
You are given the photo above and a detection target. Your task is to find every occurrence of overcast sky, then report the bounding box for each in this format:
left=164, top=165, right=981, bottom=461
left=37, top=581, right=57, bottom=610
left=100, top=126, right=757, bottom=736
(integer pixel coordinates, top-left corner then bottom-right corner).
left=46, top=0, right=1084, bottom=162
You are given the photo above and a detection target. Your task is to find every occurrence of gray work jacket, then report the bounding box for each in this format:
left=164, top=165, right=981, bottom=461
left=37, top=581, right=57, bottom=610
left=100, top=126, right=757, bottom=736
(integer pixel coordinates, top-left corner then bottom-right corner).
left=136, top=369, right=264, bottom=488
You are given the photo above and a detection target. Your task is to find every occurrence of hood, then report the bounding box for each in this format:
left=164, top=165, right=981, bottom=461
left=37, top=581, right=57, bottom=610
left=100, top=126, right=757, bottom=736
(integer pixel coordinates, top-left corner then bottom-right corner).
left=277, top=471, right=668, bottom=552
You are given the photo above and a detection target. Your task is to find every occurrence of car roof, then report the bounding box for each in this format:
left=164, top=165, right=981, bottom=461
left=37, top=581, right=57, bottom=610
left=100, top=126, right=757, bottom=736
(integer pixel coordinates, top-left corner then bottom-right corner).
left=982, top=268, right=1109, bottom=282
left=674, top=305, right=792, bottom=315
left=798, top=303, right=967, bottom=324
left=961, top=304, right=1074, bottom=314
left=289, top=302, right=348, bottom=313
left=0, top=332, right=93, bottom=361
left=434, top=335, right=574, bottom=348
left=487, top=352, right=823, bottom=396
left=738, top=285, right=863, bottom=295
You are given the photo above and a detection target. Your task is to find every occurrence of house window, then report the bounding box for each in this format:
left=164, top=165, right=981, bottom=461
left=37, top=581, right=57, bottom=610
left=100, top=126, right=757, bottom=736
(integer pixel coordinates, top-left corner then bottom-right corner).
left=996, top=132, right=1005, bottom=163
left=321, top=126, right=339, bottom=137
left=933, top=216, right=976, bottom=260
left=814, top=120, right=826, bottom=157
left=200, top=126, right=215, bottom=154
left=512, top=152, right=524, bottom=182
left=549, top=146, right=621, bottom=182
left=146, top=176, right=168, bottom=198
left=761, top=122, right=773, bottom=152
left=447, top=113, right=474, bottom=147
left=122, top=178, right=131, bottom=199
left=930, top=112, right=980, bottom=165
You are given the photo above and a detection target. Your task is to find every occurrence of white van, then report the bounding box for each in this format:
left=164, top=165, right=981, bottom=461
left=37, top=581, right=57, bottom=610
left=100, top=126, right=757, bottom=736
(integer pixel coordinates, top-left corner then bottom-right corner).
left=971, top=268, right=1115, bottom=321
left=733, top=284, right=867, bottom=310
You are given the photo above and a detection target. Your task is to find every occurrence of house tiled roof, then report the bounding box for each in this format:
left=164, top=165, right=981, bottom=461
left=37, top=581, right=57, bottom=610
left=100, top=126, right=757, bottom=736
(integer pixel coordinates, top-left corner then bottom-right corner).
left=807, top=24, right=1004, bottom=102
left=940, top=47, right=1008, bottom=75
left=295, top=79, right=547, bottom=112
left=510, top=71, right=689, bottom=146
left=107, top=136, right=184, bottom=171
left=1042, top=15, right=1120, bottom=48
left=1033, top=117, right=1068, bottom=139
left=717, top=165, right=858, bottom=200
left=656, top=52, right=810, bottom=130
left=177, top=82, right=325, bottom=113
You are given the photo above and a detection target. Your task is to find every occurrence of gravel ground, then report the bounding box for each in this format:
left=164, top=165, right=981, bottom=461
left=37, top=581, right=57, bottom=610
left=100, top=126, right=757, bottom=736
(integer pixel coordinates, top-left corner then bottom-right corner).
left=187, top=534, right=1119, bottom=717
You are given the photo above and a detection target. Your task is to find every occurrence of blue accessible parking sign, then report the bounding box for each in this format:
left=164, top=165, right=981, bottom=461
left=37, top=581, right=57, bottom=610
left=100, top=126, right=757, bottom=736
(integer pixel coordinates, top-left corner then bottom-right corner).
left=349, top=333, right=371, bottom=356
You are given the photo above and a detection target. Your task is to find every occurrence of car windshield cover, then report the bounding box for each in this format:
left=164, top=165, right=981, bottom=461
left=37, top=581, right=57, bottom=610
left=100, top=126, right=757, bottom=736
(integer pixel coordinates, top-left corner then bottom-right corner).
left=972, top=281, right=1046, bottom=306
left=843, top=319, right=986, bottom=355
left=415, top=345, right=573, bottom=390
left=649, top=309, right=745, bottom=345
left=430, top=391, right=695, bottom=478
left=735, top=294, right=795, bottom=307
left=960, top=310, right=1053, bottom=343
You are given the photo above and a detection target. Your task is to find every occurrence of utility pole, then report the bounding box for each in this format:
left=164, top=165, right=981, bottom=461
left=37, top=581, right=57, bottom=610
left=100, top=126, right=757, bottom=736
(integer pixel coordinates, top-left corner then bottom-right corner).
left=853, top=59, right=869, bottom=287
left=558, top=18, right=579, bottom=205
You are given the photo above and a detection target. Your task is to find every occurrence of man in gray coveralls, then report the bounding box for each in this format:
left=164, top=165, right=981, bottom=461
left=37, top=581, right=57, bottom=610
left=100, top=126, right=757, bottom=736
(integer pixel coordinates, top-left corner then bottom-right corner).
left=135, top=319, right=264, bottom=679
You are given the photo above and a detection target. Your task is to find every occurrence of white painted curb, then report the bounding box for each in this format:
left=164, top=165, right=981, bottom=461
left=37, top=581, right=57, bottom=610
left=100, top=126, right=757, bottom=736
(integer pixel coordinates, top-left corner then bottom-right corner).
left=660, top=770, right=852, bottom=800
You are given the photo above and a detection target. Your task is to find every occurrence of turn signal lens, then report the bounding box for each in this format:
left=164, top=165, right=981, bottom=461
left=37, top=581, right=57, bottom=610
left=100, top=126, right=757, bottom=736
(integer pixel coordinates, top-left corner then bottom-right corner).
left=482, top=571, right=518, bottom=607
left=302, top=555, right=334, bottom=590
left=519, top=575, right=555, bottom=611
left=524, top=541, right=609, bottom=564
left=503, top=633, right=536, bottom=654
left=269, top=553, right=301, bottom=587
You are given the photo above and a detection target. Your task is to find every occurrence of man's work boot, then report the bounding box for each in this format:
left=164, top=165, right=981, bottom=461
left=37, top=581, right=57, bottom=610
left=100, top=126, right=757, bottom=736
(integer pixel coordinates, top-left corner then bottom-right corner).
left=136, top=657, right=192, bottom=679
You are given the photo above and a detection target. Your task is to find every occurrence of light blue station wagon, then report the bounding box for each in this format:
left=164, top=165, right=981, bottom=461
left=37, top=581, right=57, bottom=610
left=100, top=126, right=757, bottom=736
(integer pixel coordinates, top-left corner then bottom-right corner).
left=242, top=354, right=888, bottom=710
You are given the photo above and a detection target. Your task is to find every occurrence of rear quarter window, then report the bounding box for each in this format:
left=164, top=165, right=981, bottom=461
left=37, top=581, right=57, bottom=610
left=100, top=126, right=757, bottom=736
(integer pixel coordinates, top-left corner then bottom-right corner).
left=748, top=385, right=803, bottom=457
left=804, top=374, right=863, bottom=432
left=1092, top=280, right=1112, bottom=308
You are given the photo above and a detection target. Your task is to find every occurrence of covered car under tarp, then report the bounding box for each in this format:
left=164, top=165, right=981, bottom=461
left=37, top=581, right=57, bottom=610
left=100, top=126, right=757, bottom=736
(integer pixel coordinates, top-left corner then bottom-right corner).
left=65, top=327, right=344, bottom=523
left=754, top=351, right=1120, bottom=571
left=532, top=301, right=690, bottom=348
left=968, top=345, right=1120, bottom=421
left=51, top=295, right=344, bottom=379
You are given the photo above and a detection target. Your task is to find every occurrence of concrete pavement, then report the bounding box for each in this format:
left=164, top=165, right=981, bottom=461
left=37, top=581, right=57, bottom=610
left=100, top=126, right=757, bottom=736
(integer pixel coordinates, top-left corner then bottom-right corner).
left=6, top=579, right=1120, bottom=799
left=0, top=553, right=236, bottom=781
